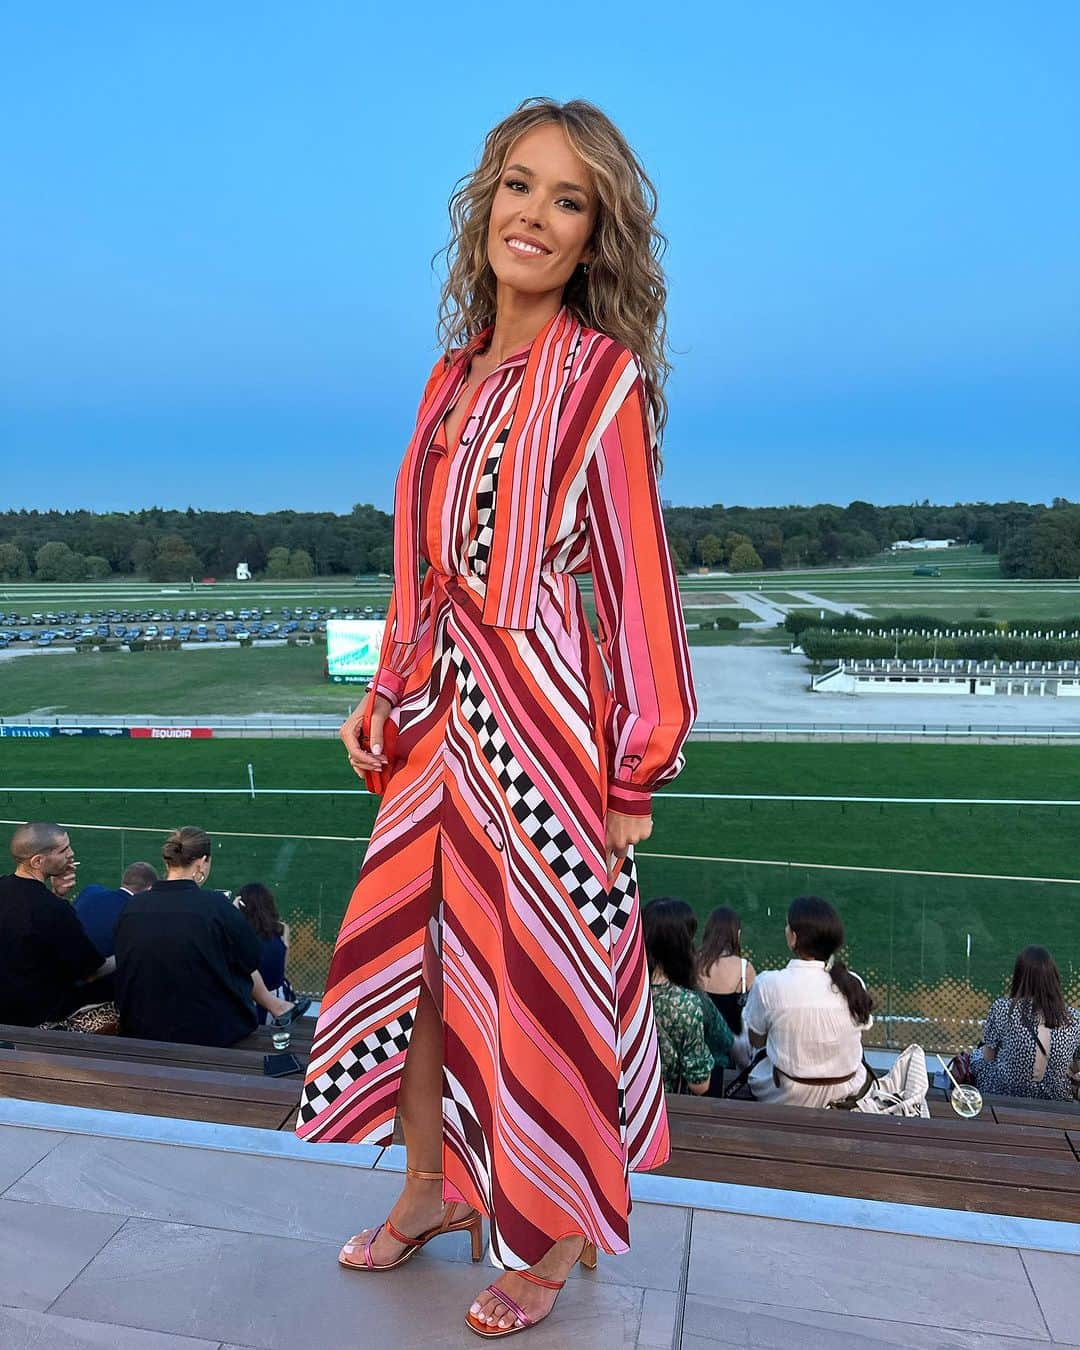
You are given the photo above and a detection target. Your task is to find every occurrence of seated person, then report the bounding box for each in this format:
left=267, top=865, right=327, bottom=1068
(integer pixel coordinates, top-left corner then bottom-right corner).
left=114, top=827, right=268, bottom=1047
left=744, top=896, right=873, bottom=1107
left=234, top=882, right=310, bottom=1026
left=971, top=946, right=1080, bottom=1102
left=697, top=904, right=757, bottom=1036
left=0, top=822, right=115, bottom=1027
left=74, top=860, right=158, bottom=959
left=643, top=897, right=733, bottom=1095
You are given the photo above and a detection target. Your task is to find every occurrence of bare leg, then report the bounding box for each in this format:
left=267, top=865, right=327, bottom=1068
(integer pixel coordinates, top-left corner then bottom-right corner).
left=344, top=948, right=469, bottom=1265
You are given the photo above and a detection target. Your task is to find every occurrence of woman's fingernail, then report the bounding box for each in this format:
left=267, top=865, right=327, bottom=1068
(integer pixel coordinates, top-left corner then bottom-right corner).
left=371, top=742, right=381, bottom=755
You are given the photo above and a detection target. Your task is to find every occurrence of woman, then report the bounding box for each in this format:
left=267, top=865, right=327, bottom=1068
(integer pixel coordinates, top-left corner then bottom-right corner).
left=971, top=946, right=1080, bottom=1102
left=235, top=882, right=310, bottom=1028
left=743, top=897, right=873, bottom=1107
left=296, top=97, right=697, bottom=1338
left=114, top=828, right=293, bottom=1046
left=643, top=899, right=733, bottom=1095
left=697, top=905, right=757, bottom=1036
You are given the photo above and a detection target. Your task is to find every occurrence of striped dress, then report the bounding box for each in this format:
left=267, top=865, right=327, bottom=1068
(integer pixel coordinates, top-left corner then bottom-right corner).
left=296, top=309, right=698, bottom=1269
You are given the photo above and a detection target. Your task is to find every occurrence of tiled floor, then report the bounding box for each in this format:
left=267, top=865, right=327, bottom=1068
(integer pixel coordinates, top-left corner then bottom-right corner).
left=0, top=1119, right=1077, bottom=1349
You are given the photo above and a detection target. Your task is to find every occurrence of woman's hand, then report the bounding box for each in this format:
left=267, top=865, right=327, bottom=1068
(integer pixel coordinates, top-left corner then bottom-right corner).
left=340, top=693, right=393, bottom=780
left=606, top=809, right=652, bottom=881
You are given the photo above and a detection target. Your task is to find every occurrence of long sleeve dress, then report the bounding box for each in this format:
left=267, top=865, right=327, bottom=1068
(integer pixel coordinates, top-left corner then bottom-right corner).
left=296, top=306, right=698, bottom=1270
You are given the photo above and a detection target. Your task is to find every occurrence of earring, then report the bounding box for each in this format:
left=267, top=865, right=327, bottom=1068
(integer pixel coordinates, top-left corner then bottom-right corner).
left=582, top=262, right=590, bottom=276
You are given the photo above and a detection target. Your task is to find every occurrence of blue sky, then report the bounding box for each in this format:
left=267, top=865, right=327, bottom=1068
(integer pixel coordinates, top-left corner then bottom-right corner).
left=2, top=3, right=1077, bottom=514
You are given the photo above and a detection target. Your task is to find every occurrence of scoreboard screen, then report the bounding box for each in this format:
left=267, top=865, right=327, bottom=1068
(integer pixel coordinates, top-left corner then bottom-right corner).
left=325, top=619, right=385, bottom=684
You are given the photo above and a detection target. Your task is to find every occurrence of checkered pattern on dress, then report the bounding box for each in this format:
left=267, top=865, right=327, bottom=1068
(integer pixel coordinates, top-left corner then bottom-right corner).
left=466, top=429, right=508, bottom=578
left=297, top=1010, right=414, bottom=1125
left=455, top=651, right=636, bottom=943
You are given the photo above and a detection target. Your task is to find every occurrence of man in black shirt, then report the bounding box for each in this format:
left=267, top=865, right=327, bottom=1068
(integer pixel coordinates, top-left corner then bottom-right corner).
left=0, top=823, right=115, bottom=1027
left=114, top=833, right=264, bottom=1046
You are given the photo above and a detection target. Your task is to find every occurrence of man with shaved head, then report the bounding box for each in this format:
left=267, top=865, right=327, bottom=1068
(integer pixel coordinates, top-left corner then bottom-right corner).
left=0, top=822, right=116, bottom=1026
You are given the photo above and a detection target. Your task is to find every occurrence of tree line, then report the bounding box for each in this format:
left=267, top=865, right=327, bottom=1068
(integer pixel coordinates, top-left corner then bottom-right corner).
left=0, top=498, right=1075, bottom=583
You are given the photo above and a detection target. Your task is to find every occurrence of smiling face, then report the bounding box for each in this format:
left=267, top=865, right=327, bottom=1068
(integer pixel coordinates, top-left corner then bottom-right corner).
left=486, top=121, right=598, bottom=302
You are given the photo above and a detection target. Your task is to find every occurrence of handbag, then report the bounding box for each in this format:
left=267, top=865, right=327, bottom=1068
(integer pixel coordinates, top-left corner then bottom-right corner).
left=360, top=693, right=400, bottom=796
left=39, top=1000, right=120, bottom=1035
left=947, top=1050, right=976, bottom=1086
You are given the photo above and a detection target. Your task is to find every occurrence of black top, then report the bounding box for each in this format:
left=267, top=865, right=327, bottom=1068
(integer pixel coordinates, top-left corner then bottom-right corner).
left=114, top=879, right=263, bottom=1047
left=0, top=872, right=106, bottom=1026
left=708, top=990, right=745, bottom=1037
left=73, top=884, right=133, bottom=960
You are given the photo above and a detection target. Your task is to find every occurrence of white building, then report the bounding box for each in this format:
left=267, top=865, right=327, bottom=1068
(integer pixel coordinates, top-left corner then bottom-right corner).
left=890, top=538, right=958, bottom=551
left=235, top=562, right=251, bottom=581
left=813, top=659, right=1080, bottom=698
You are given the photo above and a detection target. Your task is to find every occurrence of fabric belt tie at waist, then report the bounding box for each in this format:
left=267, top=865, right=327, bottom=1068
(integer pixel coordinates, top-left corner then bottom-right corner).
left=771, top=1064, right=864, bottom=1088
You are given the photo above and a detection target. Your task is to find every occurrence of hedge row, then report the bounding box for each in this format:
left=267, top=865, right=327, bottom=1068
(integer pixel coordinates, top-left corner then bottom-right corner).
left=785, top=610, right=1080, bottom=638
left=800, top=632, right=1080, bottom=663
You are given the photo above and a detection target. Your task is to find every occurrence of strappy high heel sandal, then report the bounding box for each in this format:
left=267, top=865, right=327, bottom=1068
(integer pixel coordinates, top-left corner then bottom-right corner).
left=338, top=1165, right=484, bottom=1271
left=465, top=1238, right=598, bottom=1338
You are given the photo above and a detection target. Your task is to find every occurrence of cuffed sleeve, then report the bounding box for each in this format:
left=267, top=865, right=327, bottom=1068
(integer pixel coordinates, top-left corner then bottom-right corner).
left=370, top=588, right=417, bottom=710
left=585, top=357, right=698, bottom=818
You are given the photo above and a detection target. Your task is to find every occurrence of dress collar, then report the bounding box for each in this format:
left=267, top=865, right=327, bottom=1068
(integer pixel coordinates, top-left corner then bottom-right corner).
left=786, top=958, right=827, bottom=969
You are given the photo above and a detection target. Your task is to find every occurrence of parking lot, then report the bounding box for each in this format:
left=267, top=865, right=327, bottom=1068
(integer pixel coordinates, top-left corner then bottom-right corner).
left=0, top=602, right=384, bottom=650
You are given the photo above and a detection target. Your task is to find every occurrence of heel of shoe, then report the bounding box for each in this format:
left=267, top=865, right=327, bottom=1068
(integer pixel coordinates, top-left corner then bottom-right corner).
left=469, top=1212, right=484, bottom=1263
left=580, top=1240, right=597, bottom=1270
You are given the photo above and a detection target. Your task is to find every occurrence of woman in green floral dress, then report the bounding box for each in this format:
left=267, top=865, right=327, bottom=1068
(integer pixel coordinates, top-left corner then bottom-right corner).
left=643, top=899, right=733, bottom=1094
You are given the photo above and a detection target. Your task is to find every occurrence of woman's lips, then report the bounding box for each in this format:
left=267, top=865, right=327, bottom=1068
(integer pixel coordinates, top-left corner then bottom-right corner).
left=505, top=235, right=551, bottom=258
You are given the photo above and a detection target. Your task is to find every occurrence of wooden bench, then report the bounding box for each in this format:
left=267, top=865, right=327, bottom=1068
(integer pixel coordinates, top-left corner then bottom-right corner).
left=0, top=1020, right=314, bottom=1077
left=0, top=1047, right=302, bottom=1129
left=4, top=1025, right=1076, bottom=1223
left=0, top=1019, right=315, bottom=1132
left=660, top=1093, right=1080, bottom=1222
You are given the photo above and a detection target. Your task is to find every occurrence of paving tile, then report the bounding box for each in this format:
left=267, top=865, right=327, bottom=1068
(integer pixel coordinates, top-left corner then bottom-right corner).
left=0, top=1306, right=220, bottom=1349
left=637, top=1288, right=679, bottom=1349
left=7, top=1134, right=408, bottom=1245
left=0, top=1126, right=69, bottom=1193
left=591, top=1202, right=688, bottom=1293
left=51, top=1216, right=645, bottom=1350
left=687, top=1211, right=1046, bottom=1339
left=1020, top=1249, right=1080, bottom=1344
left=683, top=1297, right=1070, bottom=1347
left=0, top=1198, right=126, bottom=1313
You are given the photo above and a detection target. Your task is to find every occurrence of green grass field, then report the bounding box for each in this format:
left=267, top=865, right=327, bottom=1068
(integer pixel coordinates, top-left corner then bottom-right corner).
left=0, top=647, right=354, bottom=717
left=3, top=739, right=1077, bottom=1035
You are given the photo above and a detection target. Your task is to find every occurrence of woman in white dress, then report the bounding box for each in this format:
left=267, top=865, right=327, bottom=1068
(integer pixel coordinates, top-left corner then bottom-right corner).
left=743, top=896, right=874, bottom=1107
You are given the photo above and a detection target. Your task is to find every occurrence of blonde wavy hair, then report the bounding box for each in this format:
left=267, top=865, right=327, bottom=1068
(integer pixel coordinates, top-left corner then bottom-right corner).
left=436, top=97, right=671, bottom=461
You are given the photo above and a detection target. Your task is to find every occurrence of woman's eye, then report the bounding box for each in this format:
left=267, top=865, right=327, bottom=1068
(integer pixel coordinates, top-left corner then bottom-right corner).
left=558, top=198, right=582, bottom=212
left=505, top=178, right=528, bottom=192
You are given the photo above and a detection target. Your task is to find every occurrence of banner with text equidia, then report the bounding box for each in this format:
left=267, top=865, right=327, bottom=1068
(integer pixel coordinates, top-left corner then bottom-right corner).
left=129, top=727, right=214, bottom=739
